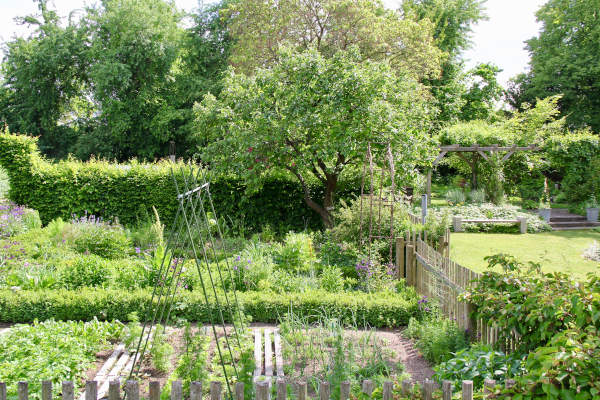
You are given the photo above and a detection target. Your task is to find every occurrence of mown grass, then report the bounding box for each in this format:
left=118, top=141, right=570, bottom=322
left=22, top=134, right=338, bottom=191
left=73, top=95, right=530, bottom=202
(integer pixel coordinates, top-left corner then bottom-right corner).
left=451, top=230, right=600, bottom=280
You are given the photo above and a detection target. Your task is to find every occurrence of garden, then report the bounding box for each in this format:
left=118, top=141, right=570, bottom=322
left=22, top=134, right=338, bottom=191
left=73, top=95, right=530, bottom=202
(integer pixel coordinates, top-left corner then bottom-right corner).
left=0, top=0, right=599, bottom=398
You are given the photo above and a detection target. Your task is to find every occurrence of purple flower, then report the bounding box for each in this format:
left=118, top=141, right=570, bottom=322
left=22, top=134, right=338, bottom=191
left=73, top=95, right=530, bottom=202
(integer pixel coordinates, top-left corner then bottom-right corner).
left=235, top=255, right=241, bottom=261
left=135, top=247, right=141, bottom=254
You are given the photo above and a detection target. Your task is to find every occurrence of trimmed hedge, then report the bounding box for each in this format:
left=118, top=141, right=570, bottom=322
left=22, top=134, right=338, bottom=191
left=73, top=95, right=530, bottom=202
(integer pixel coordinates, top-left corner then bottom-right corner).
left=0, top=131, right=360, bottom=232
left=0, top=288, right=418, bottom=328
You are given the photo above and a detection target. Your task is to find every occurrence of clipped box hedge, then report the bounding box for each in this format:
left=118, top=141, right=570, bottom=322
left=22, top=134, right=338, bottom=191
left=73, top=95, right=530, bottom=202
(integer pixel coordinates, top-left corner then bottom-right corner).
left=0, top=131, right=360, bottom=232
left=0, top=289, right=418, bottom=328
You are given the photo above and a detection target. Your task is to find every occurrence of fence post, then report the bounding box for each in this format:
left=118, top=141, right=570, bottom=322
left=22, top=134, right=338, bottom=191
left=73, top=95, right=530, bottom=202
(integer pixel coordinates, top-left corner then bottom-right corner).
left=210, top=382, right=222, bottom=400
left=462, top=381, right=473, bottom=400
left=171, top=381, right=182, bottom=400
left=405, top=245, right=414, bottom=286
left=190, top=382, right=202, bottom=400
left=0, top=382, right=6, bottom=400
left=453, top=216, right=462, bottom=232
left=297, top=381, right=307, bottom=400
left=442, top=381, right=452, bottom=400
left=484, top=379, right=496, bottom=397
left=319, top=382, right=330, bottom=400
left=150, top=382, right=162, bottom=400
left=18, top=382, right=27, bottom=400
left=396, top=237, right=405, bottom=279
left=62, top=382, right=74, bottom=400
left=125, top=381, right=139, bottom=400
left=401, top=380, right=412, bottom=396
left=256, top=381, right=270, bottom=400
left=41, top=381, right=52, bottom=400
left=276, top=379, right=286, bottom=400
left=85, top=381, right=97, bottom=400
left=362, top=380, right=373, bottom=397
left=235, top=383, right=245, bottom=400
left=423, top=380, right=434, bottom=400
left=340, top=382, right=350, bottom=400
left=108, top=380, right=120, bottom=400
left=382, top=382, right=393, bottom=400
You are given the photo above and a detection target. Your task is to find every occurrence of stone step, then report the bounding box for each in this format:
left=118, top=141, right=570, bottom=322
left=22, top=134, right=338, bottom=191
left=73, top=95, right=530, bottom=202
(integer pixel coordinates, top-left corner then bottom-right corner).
left=552, top=226, right=600, bottom=231
left=550, top=221, right=600, bottom=228
left=550, top=216, right=587, bottom=222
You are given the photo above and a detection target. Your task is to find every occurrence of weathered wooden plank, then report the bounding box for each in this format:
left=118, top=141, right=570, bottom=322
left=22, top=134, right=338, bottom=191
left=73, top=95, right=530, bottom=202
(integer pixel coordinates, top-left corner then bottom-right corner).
left=264, top=329, right=273, bottom=377
left=41, top=381, right=52, bottom=400
left=18, top=382, right=28, bottom=400
left=210, top=381, right=222, bottom=400
left=462, top=381, right=473, bottom=400
left=235, top=382, right=245, bottom=400
left=150, top=381, right=162, bottom=400
left=85, top=381, right=97, bottom=400
left=340, top=381, right=350, bottom=400
left=171, top=381, right=182, bottom=400
left=108, top=381, right=119, bottom=400
left=125, top=381, right=139, bottom=400
left=254, top=329, right=262, bottom=378
left=62, top=382, right=74, bottom=400
left=274, top=329, right=284, bottom=377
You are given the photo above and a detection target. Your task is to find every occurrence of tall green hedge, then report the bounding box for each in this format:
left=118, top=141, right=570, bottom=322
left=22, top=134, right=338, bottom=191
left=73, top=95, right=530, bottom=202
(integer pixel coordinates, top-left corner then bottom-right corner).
left=544, top=133, right=600, bottom=204
left=0, top=131, right=359, bottom=231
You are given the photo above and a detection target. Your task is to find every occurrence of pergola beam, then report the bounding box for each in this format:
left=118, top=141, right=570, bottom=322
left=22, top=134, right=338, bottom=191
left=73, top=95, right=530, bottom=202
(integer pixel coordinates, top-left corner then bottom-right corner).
left=439, top=144, right=539, bottom=152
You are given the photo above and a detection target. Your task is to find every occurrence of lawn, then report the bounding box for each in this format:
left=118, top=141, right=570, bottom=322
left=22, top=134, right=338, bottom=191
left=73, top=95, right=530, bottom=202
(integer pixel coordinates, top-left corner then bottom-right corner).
left=451, top=230, right=600, bottom=279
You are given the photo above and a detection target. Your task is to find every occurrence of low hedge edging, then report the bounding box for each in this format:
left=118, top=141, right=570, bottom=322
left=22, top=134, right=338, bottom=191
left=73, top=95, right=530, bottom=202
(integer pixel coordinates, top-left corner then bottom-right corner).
left=0, top=288, right=419, bottom=328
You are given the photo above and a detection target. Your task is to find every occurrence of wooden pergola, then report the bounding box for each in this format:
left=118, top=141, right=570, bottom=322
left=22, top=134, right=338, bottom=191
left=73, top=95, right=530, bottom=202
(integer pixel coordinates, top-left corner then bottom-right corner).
left=425, top=144, right=540, bottom=204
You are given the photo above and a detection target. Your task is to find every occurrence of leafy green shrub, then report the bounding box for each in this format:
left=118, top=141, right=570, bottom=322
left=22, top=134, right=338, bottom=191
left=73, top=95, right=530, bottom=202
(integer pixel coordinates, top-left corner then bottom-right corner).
left=227, top=242, right=274, bottom=291
left=501, top=326, right=600, bottom=399
left=4, top=264, right=58, bottom=290
left=273, top=232, right=316, bottom=273
left=319, top=266, right=345, bottom=292
left=404, top=313, right=468, bottom=365
left=0, top=288, right=421, bottom=328
left=113, top=258, right=154, bottom=290
left=462, top=253, right=600, bottom=354
left=468, top=189, right=485, bottom=204
left=150, top=325, right=173, bottom=373
left=0, top=319, right=123, bottom=400
left=445, top=188, right=465, bottom=205
left=434, top=344, right=524, bottom=390
left=316, top=234, right=363, bottom=279
left=518, top=174, right=545, bottom=209
left=128, top=207, right=164, bottom=251
left=0, top=130, right=360, bottom=232
left=172, top=323, right=210, bottom=394
left=59, top=254, right=111, bottom=289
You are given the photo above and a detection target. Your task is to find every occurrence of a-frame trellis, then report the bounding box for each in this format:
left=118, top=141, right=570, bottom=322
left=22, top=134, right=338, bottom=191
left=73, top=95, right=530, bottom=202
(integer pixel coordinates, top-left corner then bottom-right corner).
left=128, top=166, right=244, bottom=400
left=425, top=144, right=540, bottom=205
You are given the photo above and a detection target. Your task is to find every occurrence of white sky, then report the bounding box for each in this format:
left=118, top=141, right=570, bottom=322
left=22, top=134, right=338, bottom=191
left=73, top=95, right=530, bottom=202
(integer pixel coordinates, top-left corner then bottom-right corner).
left=0, top=0, right=546, bottom=86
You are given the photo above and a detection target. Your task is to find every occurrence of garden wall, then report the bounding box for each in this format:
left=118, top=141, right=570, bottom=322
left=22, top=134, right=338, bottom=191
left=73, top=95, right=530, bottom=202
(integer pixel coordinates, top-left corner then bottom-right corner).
left=0, top=131, right=360, bottom=232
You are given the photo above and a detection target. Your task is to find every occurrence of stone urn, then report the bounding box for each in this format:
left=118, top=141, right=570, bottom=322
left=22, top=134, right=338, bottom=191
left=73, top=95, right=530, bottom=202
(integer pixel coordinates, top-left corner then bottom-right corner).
left=538, top=208, right=552, bottom=223
left=587, top=207, right=599, bottom=222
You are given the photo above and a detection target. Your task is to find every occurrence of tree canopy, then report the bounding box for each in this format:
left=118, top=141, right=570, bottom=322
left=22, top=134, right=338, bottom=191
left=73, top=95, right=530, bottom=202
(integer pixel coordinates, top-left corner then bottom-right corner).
left=508, top=0, right=600, bottom=132
left=195, top=47, right=435, bottom=226
left=224, top=0, right=445, bottom=80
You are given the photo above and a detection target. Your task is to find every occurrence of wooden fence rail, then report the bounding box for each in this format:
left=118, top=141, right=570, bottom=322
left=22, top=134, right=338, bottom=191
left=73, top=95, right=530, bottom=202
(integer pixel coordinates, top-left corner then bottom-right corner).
left=396, top=215, right=513, bottom=349
left=0, top=378, right=512, bottom=400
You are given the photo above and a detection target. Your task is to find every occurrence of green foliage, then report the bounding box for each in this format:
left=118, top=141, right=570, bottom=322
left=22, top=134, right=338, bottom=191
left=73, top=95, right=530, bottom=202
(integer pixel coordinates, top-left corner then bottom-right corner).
left=195, top=47, right=435, bottom=226
left=149, top=325, right=174, bottom=373
left=0, top=201, right=41, bottom=238
left=509, top=0, right=600, bottom=131
left=0, top=167, right=9, bottom=198
left=501, top=326, right=600, bottom=399
left=467, top=189, right=485, bottom=204
left=544, top=132, right=600, bottom=204
left=319, top=266, right=345, bottom=293
left=0, top=319, right=123, bottom=400
left=0, top=130, right=360, bottom=231
left=58, top=216, right=130, bottom=259
left=0, top=288, right=421, bottom=328
left=434, top=344, right=524, bottom=390
left=517, top=173, right=545, bottom=209
left=316, top=233, right=364, bottom=279
left=445, top=188, right=465, bottom=205
left=404, top=314, right=468, bottom=365
left=461, top=253, right=600, bottom=354
left=226, top=0, right=443, bottom=79
left=173, top=323, right=210, bottom=394
left=58, top=254, right=111, bottom=289
left=459, top=63, right=504, bottom=122
left=227, top=243, right=274, bottom=291
left=273, top=232, right=316, bottom=274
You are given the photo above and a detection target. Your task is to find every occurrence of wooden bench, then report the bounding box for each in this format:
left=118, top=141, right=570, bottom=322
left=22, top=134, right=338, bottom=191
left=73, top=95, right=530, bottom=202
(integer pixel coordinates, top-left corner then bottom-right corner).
left=452, top=216, right=528, bottom=234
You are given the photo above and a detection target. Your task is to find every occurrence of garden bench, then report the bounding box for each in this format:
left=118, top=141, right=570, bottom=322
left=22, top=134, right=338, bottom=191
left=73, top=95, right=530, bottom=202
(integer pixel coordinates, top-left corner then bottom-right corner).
left=452, top=216, right=528, bottom=234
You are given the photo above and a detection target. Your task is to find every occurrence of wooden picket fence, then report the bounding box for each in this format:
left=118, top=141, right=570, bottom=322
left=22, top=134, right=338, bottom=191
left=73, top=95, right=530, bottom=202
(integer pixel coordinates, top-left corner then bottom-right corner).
left=0, top=378, right=513, bottom=400
left=396, top=215, right=512, bottom=348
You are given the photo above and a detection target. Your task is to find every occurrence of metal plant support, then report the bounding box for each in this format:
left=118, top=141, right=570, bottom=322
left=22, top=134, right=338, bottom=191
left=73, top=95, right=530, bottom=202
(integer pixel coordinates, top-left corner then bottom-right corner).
left=358, top=142, right=401, bottom=267
left=128, top=166, right=243, bottom=400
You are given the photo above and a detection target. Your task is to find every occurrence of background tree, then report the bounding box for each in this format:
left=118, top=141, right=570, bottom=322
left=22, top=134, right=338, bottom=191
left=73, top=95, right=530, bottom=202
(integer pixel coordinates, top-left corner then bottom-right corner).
left=0, top=0, right=89, bottom=158
left=459, top=63, right=504, bottom=121
left=224, top=0, right=444, bottom=79
left=195, top=47, right=435, bottom=227
left=508, top=0, right=600, bottom=132
left=402, top=0, right=490, bottom=126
